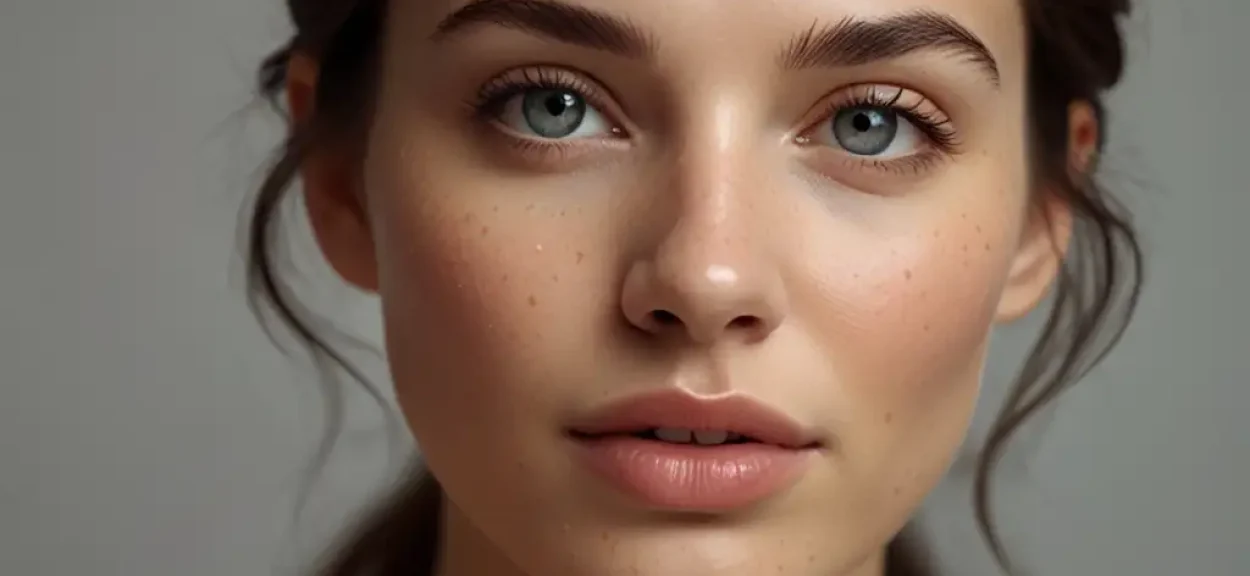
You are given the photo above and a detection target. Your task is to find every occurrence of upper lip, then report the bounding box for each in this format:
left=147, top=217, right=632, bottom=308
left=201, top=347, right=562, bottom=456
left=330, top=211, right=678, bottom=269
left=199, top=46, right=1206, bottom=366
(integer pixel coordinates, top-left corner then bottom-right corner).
left=566, top=389, right=824, bottom=449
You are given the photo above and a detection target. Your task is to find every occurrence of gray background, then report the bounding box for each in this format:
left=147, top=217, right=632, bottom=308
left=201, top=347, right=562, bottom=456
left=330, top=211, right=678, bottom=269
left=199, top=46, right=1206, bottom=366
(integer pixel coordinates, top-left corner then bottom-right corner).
left=1, top=0, right=1246, bottom=574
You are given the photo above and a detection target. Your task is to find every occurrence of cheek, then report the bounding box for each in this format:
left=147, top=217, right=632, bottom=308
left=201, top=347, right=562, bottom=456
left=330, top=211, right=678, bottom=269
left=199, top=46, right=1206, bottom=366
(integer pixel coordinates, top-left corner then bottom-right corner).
left=845, top=218, right=1009, bottom=390
left=778, top=184, right=1025, bottom=547
left=362, top=139, right=610, bottom=457
left=805, top=213, right=1014, bottom=389
left=792, top=185, right=1024, bottom=473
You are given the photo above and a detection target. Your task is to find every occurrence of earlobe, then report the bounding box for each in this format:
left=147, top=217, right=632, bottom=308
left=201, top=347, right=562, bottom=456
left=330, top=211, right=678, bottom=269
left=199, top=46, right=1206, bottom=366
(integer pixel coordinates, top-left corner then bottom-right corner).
left=286, top=53, right=319, bottom=126
left=1066, top=102, right=1101, bottom=177
left=285, top=53, right=380, bottom=292
left=994, top=102, right=1098, bottom=322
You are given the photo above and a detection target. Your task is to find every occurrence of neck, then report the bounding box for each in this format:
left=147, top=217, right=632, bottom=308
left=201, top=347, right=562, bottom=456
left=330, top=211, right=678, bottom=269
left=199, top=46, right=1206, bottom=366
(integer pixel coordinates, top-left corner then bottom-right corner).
left=433, top=501, right=890, bottom=576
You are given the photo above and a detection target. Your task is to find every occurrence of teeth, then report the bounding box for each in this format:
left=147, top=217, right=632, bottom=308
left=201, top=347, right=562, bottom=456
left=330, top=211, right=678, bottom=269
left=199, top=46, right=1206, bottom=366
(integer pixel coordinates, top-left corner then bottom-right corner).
left=693, top=430, right=730, bottom=445
left=652, top=428, right=734, bottom=445
left=654, top=428, right=693, bottom=443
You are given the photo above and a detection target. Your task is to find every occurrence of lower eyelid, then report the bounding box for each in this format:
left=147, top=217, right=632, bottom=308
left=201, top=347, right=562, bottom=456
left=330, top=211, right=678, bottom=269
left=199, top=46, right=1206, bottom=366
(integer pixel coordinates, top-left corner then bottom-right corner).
left=794, top=152, right=948, bottom=195
left=481, top=121, right=632, bottom=170
left=487, top=97, right=631, bottom=149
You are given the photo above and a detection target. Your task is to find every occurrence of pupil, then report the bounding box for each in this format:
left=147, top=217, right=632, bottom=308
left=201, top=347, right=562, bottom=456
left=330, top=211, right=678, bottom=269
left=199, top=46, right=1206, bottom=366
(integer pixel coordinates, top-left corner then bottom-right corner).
left=852, top=112, right=873, bottom=132
left=545, top=93, right=573, bottom=116
left=522, top=89, right=586, bottom=138
left=832, top=106, right=898, bottom=156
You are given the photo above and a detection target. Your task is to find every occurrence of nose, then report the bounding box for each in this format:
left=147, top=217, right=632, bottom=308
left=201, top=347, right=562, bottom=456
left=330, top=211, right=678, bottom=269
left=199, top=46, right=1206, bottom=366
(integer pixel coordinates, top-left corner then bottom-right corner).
left=619, top=193, right=788, bottom=347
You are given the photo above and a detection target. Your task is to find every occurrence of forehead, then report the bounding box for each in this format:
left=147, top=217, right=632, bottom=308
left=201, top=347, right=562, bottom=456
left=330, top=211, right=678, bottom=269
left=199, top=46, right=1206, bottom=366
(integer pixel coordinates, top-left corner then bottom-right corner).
left=413, top=0, right=1026, bottom=68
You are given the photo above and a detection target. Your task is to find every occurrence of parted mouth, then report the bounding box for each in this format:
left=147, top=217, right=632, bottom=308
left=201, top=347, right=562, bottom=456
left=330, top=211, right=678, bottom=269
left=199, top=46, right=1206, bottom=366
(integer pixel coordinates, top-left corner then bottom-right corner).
left=565, top=390, right=827, bottom=450
left=572, top=427, right=767, bottom=446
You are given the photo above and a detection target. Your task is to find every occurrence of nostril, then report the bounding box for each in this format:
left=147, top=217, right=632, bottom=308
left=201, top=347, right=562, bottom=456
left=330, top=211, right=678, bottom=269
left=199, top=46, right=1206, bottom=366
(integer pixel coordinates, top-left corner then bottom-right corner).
left=728, top=315, right=762, bottom=331
left=650, top=310, right=681, bottom=326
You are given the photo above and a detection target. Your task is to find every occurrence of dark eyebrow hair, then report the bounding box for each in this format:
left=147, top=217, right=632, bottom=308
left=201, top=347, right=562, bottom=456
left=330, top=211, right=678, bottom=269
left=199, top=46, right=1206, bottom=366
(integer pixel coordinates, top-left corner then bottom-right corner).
left=431, top=0, right=654, bottom=59
left=780, top=11, right=1001, bottom=86
left=432, top=2, right=997, bottom=86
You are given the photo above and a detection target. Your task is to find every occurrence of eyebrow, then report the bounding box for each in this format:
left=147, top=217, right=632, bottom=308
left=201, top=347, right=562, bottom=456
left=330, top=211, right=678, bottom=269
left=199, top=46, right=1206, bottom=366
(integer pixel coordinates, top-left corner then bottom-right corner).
left=432, top=0, right=654, bottom=59
left=780, top=11, right=1000, bottom=86
left=432, top=1, right=998, bottom=86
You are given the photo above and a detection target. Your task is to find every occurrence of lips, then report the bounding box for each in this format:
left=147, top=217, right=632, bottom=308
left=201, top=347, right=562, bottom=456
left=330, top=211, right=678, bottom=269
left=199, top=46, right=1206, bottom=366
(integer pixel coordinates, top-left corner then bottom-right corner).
left=566, top=390, right=824, bottom=450
left=566, top=390, right=824, bottom=511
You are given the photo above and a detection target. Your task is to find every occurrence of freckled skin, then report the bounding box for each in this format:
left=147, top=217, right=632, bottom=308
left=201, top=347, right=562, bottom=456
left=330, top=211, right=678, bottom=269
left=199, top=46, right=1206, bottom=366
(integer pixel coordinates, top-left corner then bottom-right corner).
left=298, top=0, right=1085, bottom=574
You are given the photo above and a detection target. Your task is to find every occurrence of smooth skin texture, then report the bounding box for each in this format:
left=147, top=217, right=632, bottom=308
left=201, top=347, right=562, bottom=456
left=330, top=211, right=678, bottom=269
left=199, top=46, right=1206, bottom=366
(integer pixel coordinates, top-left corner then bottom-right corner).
left=290, top=0, right=1097, bottom=574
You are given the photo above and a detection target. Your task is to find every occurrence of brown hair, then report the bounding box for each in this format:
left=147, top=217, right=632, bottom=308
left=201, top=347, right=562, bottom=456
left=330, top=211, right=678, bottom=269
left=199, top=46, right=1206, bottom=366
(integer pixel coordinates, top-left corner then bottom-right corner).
left=245, top=1, right=1143, bottom=574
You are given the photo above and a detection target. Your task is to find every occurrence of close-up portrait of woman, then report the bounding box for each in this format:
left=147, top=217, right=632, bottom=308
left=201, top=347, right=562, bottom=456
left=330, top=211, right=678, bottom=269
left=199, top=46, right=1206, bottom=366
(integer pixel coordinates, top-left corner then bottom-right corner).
left=248, top=0, right=1142, bottom=574
left=3, top=0, right=1246, bottom=575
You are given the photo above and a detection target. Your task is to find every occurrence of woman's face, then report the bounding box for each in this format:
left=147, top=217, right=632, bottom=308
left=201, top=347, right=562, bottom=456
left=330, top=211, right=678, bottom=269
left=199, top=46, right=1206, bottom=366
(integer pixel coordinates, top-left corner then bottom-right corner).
left=304, top=0, right=1071, bottom=574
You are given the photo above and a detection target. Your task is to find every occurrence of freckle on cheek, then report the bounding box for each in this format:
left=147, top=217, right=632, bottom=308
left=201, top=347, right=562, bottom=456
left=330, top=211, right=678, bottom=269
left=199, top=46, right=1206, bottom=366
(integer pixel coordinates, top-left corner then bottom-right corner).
left=528, top=295, right=538, bottom=307
left=576, top=251, right=585, bottom=264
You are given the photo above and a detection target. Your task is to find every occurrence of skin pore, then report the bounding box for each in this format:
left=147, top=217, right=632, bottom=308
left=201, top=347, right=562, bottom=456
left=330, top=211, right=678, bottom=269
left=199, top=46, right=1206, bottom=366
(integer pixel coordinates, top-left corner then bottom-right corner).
left=287, top=0, right=1100, bottom=575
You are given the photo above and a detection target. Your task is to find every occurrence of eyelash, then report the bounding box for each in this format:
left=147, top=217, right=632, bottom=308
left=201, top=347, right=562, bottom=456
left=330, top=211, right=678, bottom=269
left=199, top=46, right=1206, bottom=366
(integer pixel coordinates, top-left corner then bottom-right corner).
left=467, top=67, right=623, bottom=162
left=469, top=68, right=960, bottom=175
left=843, top=88, right=956, bottom=147
left=471, top=68, right=613, bottom=127
left=801, top=86, right=961, bottom=175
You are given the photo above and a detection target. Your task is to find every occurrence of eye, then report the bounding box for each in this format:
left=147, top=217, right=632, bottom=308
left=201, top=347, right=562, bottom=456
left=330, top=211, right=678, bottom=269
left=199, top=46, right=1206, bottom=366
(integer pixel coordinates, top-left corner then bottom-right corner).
left=497, top=88, right=612, bottom=140
left=816, top=104, right=925, bottom=159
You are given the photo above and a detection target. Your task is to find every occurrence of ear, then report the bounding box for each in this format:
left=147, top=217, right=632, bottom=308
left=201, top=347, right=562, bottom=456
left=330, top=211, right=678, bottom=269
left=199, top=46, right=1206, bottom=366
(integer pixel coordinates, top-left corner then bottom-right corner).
left=995, top=102, right=1099, bottom=322
left=287, top=52, right=379, bottom=292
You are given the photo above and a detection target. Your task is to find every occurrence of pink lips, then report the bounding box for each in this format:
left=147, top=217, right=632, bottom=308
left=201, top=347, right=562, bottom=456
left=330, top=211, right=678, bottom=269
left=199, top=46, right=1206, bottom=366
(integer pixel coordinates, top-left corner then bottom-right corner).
left=567, top=390, right=823, bottom=511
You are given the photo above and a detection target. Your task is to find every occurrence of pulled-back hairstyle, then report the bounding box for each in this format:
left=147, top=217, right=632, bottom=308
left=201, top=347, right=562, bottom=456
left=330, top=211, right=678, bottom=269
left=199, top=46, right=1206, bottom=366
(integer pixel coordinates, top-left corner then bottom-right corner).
left=245, top=1, right=1143, bottom=574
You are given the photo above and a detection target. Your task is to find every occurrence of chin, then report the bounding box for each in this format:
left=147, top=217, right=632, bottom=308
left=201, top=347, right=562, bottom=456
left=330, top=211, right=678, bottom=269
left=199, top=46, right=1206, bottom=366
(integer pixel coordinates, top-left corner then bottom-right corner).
left=519, top=523, right=880, bottom=576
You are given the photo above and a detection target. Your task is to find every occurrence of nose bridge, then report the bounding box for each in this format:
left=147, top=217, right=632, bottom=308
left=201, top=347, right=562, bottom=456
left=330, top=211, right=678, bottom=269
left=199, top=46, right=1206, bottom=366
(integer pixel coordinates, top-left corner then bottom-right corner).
left=664, top=90, right=763, bottom=278
left=657, top=155, right=755, bottom=299
left=619, top=106, right=787, bottom=345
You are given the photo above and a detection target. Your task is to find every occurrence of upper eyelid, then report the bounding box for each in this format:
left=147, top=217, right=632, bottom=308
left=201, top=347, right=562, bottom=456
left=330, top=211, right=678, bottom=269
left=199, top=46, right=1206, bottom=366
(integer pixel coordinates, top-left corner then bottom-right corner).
left=476, top=66, right=630, bottom=124
left=803, top=84, right=951, bottom=125
left=477, top=67, right=588, bottom=100
left=795, top=84, right=959, bottom=147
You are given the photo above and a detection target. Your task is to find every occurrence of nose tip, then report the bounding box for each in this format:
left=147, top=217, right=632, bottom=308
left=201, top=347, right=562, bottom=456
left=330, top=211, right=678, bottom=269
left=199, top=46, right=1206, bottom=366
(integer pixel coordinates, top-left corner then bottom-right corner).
left=620, top=261, right=786, bottom=345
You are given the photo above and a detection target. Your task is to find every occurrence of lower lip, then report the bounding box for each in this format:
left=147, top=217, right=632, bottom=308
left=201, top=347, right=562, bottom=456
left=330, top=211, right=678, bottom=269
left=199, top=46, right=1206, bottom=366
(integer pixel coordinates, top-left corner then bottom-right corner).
left=571, top=435, right=814, bottom=511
